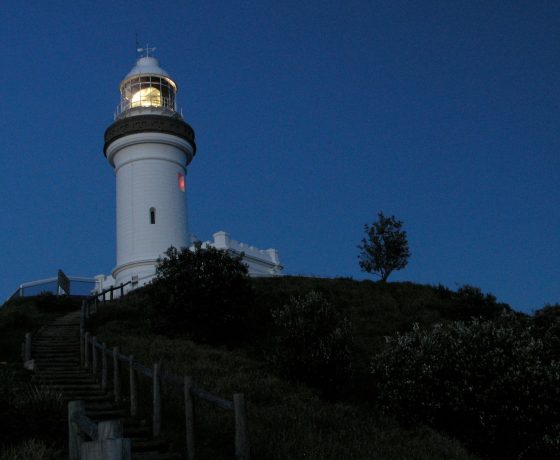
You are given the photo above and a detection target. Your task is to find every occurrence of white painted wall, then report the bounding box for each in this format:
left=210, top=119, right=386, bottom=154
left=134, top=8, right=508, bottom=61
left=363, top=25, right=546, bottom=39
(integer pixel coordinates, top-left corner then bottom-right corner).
left=106, top=132, right=194, bottom=285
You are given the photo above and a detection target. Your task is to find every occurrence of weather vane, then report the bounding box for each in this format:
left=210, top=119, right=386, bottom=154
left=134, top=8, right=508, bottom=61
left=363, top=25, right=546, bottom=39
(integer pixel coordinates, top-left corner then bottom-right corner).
left=136, top=43, right=156, bottom=58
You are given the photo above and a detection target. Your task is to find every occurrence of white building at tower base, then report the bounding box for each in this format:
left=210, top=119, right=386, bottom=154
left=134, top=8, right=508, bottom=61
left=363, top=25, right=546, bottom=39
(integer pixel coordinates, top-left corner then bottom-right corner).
left=95, top=231, right=282, bottom=294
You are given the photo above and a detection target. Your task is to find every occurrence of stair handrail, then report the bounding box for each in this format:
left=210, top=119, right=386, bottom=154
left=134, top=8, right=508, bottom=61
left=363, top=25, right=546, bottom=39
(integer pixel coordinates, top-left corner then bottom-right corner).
left=81, top=300, right=250, bottom=460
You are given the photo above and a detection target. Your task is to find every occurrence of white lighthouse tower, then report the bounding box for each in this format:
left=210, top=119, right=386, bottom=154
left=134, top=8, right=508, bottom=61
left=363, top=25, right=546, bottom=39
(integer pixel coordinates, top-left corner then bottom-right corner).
left=103, top=51, right=196, bottom=288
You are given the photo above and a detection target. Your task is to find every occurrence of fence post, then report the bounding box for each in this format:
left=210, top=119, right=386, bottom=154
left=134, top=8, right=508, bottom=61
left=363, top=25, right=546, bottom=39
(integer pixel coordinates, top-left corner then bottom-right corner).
left=120, top=283, right=124, bottom=300
left=80, top=302, right=85, bottom=329
left=68, top=400, right=85, bottom=460
left=98, top=419, right=123, bottom=439
left=129, top=355, right=137, bottom=417
left=184, top=376, right=195, bottom=460
left=99, top=420, right=130, bottom=460
left=101, top=343, right=108, bottom=391
left=82, top=420, right=131, bottom=460
left=113, top=347, right=121, bottom=403
left=110, top=287, right=114, bottom=302
left=153, top=363, right=161, bottom=437
left=92, top=337, right=98, bottom=376
left=84, top=332, right=90, bottom=369
left=234, top=393, right=250, bottom=460
left=24, top=332, right=32, bottom=362
left=80, top=328, right=84, bottom=367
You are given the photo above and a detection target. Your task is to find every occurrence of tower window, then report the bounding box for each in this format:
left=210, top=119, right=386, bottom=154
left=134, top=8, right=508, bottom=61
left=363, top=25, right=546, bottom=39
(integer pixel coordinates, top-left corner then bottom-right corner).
left=178, top=173, right=185, bottom=192
left=149, top=207, right=156, bottom=224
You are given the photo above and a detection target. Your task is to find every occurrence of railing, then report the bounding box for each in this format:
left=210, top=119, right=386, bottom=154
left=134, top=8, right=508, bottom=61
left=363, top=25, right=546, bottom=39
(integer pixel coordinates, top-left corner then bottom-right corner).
left=86, top=282, right=132, bottom=310
left=8, top=274, right=96, bottom=301
left=68, top=401, right=131, bottom=460
left=81, top=294, right=250, bottom=460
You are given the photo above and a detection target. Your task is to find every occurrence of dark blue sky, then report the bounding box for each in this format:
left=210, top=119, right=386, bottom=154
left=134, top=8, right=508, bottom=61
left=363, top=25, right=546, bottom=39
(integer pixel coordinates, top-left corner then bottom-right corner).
left=1, top=1, right=558, bottom=312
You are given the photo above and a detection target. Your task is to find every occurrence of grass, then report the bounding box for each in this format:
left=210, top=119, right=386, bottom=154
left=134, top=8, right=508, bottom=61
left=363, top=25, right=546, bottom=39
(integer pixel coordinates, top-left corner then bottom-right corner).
left=0, top=439, right=62, bottom=460
left=90, top=292, right=477, bottom=459
left=0, top=296, right=78, bottom=456
left=0, top=364, right=66, bottom=457
left=0, top=282, right=488, bottom=458
left=0, top=295, right=81, bottom=362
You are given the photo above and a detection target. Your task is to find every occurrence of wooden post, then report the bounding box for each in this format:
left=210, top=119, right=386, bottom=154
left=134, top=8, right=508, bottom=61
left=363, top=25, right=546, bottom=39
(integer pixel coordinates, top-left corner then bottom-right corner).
left=129, top=355, right=137, bottom=417
left=234, top=393, right=250, bottom=460
left=84, top=332, right=90, bottom=369
left=80, top=442, right=102, bottom=460
left=80, top=328, right=84, bottom=367
left=92, top=337, right=98, bottom=376
left=110, top=287, right=114, bottom=301
left=101, top=343, right=108, bottom=391
left=113, top=347, right=121, bottom=403
left=82, top=439, right=131, bottom=460
left=98, top=419, right=123, bottom=439
left=82, top=420, right=131, bottom=460
left=80, top=302, right=85, bottom=329
left=120, top=283, right=124, bottom=300
left=24, top=332, right=32, bottom=362
left=184, top=376, right=195, bottom=460
left=68, top=400, right=85, bottom=460
left=153, top=363, right=161, bottom=437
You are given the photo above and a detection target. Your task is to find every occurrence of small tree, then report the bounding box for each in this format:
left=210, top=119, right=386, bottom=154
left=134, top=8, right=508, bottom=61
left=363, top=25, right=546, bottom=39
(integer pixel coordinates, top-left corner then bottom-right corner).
left=358, top=212, right=410, bottom=282
left=147, top=245, right=253, bottom=345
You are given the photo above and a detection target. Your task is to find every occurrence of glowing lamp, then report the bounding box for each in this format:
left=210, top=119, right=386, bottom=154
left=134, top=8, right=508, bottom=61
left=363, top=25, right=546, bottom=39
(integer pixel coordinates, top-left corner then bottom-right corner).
left=117, top=56, right=178, bottom=116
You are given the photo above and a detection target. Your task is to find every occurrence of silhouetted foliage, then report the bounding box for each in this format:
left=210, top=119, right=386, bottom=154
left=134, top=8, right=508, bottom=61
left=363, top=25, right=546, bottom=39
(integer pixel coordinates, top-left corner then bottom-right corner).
left=371, top=314, right=560, bottom=458
left=0, top=367, right=65, bottom=454
left=427, top=284, right=510, bottom=321
left=358, top=212, right=410, bottom=282
left=35, top=292, right=79, bottom=313
left=534, top=303, right=560, bottom=362
left=146, top=245, right=253, bottom=345
left=270, top=291, right=354, bottom=398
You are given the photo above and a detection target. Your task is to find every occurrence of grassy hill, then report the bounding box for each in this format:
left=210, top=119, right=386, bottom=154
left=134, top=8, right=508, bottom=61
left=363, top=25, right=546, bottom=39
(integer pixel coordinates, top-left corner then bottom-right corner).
left=84, top=276, right=499, bottom=459
left=0, top=295, right=80, bottom=458
left=2, top=277, right=555, bottom=459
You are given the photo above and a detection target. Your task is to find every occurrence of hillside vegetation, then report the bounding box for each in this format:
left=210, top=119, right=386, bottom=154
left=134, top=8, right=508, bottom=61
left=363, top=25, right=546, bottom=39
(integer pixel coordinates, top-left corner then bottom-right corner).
left=2, top=275, right=558, bottom=459
left=0, top=294, right=80, bottom=458
left=88, top=277, right=477, bottom=459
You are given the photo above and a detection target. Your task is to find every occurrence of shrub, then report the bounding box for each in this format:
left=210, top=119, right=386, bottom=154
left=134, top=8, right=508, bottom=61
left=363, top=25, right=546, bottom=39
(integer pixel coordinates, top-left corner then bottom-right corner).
left=270, top=291, right=354, bottom=398
left=371, top=314, right=560, bottom=458
left=147, top=245, right=253, bottom=345
left=35, top=292, right=79, bottom=313
left=0, top=367, right=65, bottom=450
left=534, top=304, right=560, bottom=361
left=0, top=439, right=62, bottom=460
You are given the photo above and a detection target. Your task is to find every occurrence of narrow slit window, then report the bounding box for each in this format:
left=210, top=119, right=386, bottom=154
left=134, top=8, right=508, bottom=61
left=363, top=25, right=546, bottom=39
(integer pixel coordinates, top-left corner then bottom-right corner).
left=149, top=207, right=156, bottom=224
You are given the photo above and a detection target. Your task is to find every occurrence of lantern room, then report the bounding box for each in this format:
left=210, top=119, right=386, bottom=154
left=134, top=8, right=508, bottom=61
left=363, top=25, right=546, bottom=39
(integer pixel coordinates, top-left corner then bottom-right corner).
left=117, top=56, right=178, bottom=118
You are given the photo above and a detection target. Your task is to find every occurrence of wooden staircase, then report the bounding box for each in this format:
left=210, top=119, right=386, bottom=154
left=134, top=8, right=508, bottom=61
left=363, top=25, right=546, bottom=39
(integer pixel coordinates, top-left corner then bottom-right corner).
left=31, top=311, right=181, bottom=460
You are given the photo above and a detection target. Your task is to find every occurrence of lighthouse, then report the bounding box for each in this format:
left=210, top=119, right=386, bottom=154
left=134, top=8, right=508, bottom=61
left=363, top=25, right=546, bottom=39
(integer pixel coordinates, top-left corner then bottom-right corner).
left=103, top=51, right=196, bottom=288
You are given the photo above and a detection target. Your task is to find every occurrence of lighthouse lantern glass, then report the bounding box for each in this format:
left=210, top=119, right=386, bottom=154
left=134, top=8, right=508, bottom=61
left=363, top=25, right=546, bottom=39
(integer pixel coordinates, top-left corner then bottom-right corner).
left=120, top=75, right=176, bottom=113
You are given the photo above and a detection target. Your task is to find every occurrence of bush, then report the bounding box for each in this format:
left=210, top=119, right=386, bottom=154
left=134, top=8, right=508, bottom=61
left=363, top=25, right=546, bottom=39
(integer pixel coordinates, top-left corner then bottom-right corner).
left=35, top=292, right=79, bottom=313
left=371, top=314, right=560, bottom=458
left=0, top=439, right=62, bottom=460
left=270, top=291, right=354, bottom=398
left=534, top=304, right=560, bottom=361
left=147, top=245, right=253, bottom=345
left=0, top=367, right=65, bottom=451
